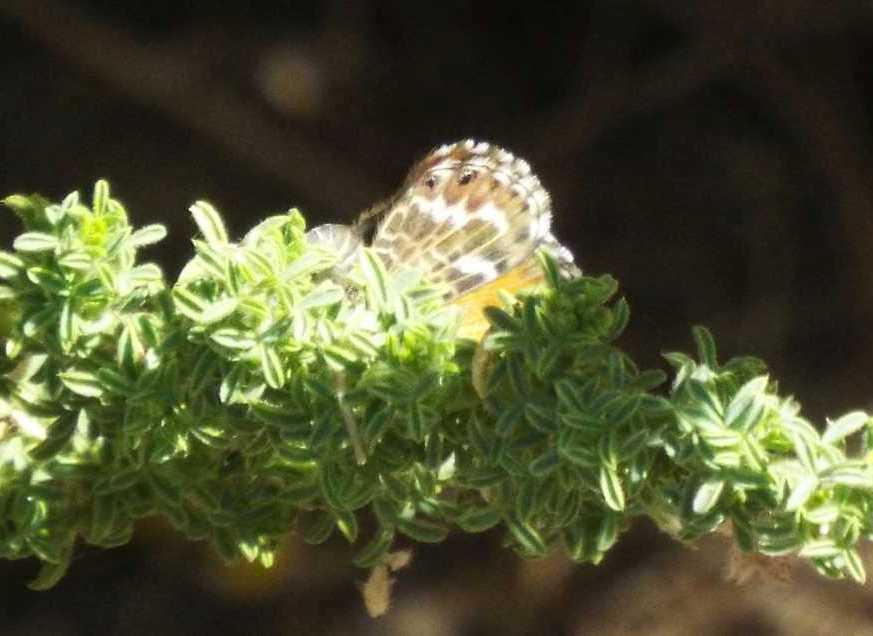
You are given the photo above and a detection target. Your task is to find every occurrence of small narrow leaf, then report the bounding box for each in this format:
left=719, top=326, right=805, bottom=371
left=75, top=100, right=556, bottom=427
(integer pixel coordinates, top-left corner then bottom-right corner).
left=607, top=297, right=630, bottom=339
left=14, top=232, right=59, bottom=253
left=190, top=201, right=229, bottom=247
left=92, top=179, right=110, bottom=215
left=201, top=297, right=239, bottom=324
left=59, top=369, right=105, bottom=398
left=692, top=479, right=725, bottom=515
left=396, top=516, right=448, bottom=543
left=259, top=344, right=285, bottom=389
left=785, top=475, right=818, bottom=512
left=171, top=288, right=208, bottom=321
left=455, top=506, right=501, bottom=533
left=823, top=411, right=870, bottom=444
left=129, top=224, right=168, bottom=248
left=360, top=249, right=390, bottom=312
left=28, top=556, right=72, bottom=591
left=692, top=325, right=718, bottom=367
left=599, top=465, right=625, bottom=512
left=505, top=515, right=547, bottom=557
left=335, top=510, right=359, bottom=543
left=724, top=375, right=769, bottom=432
left=0, top=251, right=25, bottom=278
left=210, top=329, right=256, bottom=351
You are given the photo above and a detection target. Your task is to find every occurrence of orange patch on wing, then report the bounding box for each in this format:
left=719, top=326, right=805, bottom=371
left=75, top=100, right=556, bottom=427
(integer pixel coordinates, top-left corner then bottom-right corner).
left=452, top=256, right=544, bottom=340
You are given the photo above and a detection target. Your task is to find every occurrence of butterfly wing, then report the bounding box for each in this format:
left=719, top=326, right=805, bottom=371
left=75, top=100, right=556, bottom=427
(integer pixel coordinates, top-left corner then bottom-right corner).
left=368, top=140, right=554, bottom=299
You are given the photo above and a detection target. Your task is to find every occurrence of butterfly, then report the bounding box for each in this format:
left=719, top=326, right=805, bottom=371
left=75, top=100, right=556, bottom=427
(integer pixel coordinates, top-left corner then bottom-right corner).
left=306, top=139, right=577, bottom=340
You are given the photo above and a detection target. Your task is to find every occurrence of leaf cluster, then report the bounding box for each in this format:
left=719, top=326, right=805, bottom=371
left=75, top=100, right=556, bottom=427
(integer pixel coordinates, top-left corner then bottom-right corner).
left=1, top=182, right=872, bottom=589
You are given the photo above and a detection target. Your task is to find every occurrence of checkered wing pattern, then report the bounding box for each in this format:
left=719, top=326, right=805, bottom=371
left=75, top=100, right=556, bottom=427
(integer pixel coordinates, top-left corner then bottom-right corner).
left=360, top=140, right=554, bottom=298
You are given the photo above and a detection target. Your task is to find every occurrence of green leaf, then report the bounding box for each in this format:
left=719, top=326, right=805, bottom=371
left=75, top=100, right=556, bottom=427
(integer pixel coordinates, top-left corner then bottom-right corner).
left=819, top=464, right=873, bottom=489
left=129, top=224, right=167, bottom=248
left=799, top=539, right=841, bottom=559
left=724, top=375, right=768, bottom=432
left=692, top=479, right=725, bottom=515
left=59, top=369, right=105, bottom=398
left=529, top=448, right=561, bottom=478
left=58, top=251, right=93, bottom=271
left=117, top=322, right=145, bottom=371
left=455, top=506, right=501, bottom=533
left=322, top=345, right=359, bottom=372
left=335, top=510, right=359, bottom=543
left=172, top=288, right=208, bottom=321
left=44, top=203, right=64, bottom=225
left=3, top=193, right=34, bottom=214
left=505, top=514, right=547, bottom=557
left=599, top=465, right=625, bottom=512
left=823, top=411, right=870, bottom=444
left=804, top=502, right=840, bottom=525
left=58, top=300, right=79, bottom=353
left=300, top=511, right=335, bottom=545
left=785, top=424, right=819, bottom=472
left=360, top=248, right=391, bottom=312
left=785, top=475, right=818, bottom=512
left=558, top=439, right=597, bottom=468
left=691, top=325, right=717, bottom=367
left=14, top=232, right=59, bottom=253
left=97, top=367, right=136, bottom=395
left=190, top=201, right=229, bottom=247
left=258, top=345, right=285, bottom=389
left=683, top=379, right=724, bottom=422
left=201, top=297, right=239, bottom=324
left=607, top=297, right=629, bottom=339
left=396, top=516, right=448, bottom=543
left=211, top=328, right=256, bottom=351
left=524, top=402, right=556, bottom=433
left=0, top=251, right=24, bottom=278
left=301, top=285, right=345, bottom=309
left=630, top=369, right=667, bottom=391
left=28, top=554, right=72, bottom=591
left=842, top=549, right=866, bottom=584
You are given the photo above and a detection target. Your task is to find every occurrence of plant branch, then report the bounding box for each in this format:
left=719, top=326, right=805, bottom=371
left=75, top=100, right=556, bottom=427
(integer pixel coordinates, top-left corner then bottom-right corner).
left=1, top=182, right=872, bottom=591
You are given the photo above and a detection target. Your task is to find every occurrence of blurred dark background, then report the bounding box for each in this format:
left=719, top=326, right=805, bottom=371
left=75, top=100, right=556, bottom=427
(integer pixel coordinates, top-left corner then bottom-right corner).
left=3, top=1, right=873, bottom=634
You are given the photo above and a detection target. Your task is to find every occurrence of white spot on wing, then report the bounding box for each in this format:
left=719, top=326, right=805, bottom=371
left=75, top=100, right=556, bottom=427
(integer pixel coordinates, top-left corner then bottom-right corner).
left=415, top=194, right=467, bottom=228
left=474, top=202, right=509, bottom=234
left=455, top=254, right=499, bottom=280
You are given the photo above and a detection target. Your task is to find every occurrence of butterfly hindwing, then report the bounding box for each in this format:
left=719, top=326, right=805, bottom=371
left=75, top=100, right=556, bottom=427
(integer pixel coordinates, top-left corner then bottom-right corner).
left=369, top=140, right=553, bottom=299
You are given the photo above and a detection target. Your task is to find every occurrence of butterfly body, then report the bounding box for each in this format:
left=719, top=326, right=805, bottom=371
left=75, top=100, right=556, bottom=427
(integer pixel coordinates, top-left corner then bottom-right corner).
left=308, top=140, right=576, bottom=339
